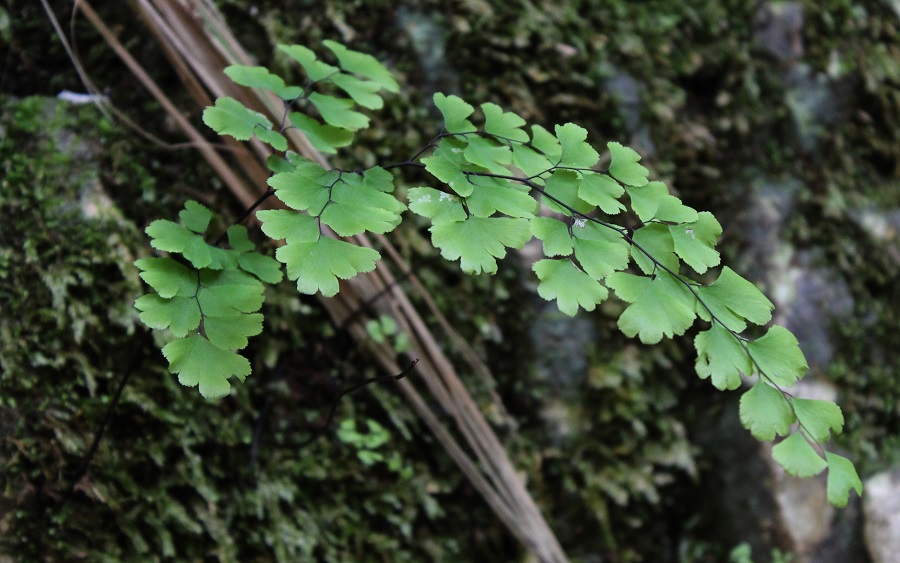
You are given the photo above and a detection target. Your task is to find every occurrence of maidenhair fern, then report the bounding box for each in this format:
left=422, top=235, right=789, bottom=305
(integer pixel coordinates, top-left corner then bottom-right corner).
left=134, top=41, right=862, bottom=507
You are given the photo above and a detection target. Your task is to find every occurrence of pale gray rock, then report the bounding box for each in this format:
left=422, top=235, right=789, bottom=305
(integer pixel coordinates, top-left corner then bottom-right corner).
left=863, top=468, right=900, bottom=563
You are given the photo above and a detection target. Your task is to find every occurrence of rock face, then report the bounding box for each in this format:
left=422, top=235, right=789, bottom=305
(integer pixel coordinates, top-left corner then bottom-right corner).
left=863, top=468, right=900, bottom=563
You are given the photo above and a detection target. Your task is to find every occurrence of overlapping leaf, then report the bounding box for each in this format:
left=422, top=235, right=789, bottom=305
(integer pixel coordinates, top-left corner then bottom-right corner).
left=606, top=272, right=696, bottom=344
left=695, top=267, right=774, bottom=332
left=278, top=44, right=338, bottom=82
left=630, top=223, right=680, bottom=275
left=625, top=181, right=697, bottom=223
left=276, top=237, right=380, bottom=297
left=289, top=113, right=354, bottom=154
left=670, top=211, right=722, bottom=274
left=793, top=398, right=844, bottom=442
left=319, top=170, right=405, bottom=236
left=224, top=65, right=302, bottom=100
left=434, top=93, right=477, bottom=133
left=572, top=221, right=630, bottom=280
left=542, top=170, right=595, bottom=215
left=825, top=453, right=863, bottom=507
left=268, top=160, right=334, bottom=213
left=465, top=177, right=537, bottom=218
left=578, top=172, right=626, bottom=215
left=556, top=123, right=599, bottom=168
left=430, top=216, right=530, bottom=274
left=135, top=294, right=200, bottom=336
left=748, top=325, right=809, bottom=387
left=694, top=323, right=752, bottom=390
left=407, top=187, right=467, bottom=224
left=739, top=379, right=795, bottom=440
left=464, top=136, right=512, bottom=173
left=607, top=142, right=649, bottom=187
left=533, top=259, right=607, bottom=316
left=481, top=102, right=528, bottom=142
left=309, top=92, right=369, bottom=130
left=422, top=137, right=474, bottom=197
left=323, top=39, right=399, bottom=93
left=135, top=257, right=196, bottom=298
left=530, top=217, right=574, bottom=257
left=163, top=336, right=251, bottom=400
left=202, top=97, right=286, bottom=151
left=772, top=433, right=828, bottom=477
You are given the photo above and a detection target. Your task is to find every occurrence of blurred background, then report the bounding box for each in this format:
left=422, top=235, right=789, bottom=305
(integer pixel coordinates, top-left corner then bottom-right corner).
left=1, top=1, right=898, bottom=561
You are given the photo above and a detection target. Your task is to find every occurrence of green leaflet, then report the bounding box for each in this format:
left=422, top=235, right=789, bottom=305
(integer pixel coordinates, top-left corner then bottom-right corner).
left=465, top=177, right=537, bottom=218
left=739, top=379, right=795, bottom=440
left=196, top=268, right=265, bottom=317
left=607, top=141, right=649, bottom=187
left=226, top=224, right=255, bottom=252
left=163, top=335, right=251, bottom=400
left=134, top=294, right=200, bottom=336
left=533, top=259, right=608, bottom=316
left=257, top=210, right=320, bottom=243
left=530, top=124, right=561, bottom=161
left=135, top=257, right=196, bottom=299
left=407, top=187, right=467, bottom=224
left=278, top=44, right=338, bottom=82
left=268, top=160, right=333, bottom=214
left=556, top=123, right=599, bottom=168
left=309, top=93, right=370, bottom=130
left=512, top=143, right=555, bottom=177
left=630, top=222, right=680, bottom=276
left=321, top=179, right=406, bottom=236
left=422, top=137, right=474, bottom=197
left=289, top=113, right=354, bottom=154
left=269, top=163, right=403, bottom=236
left=772, top=433, right=828, bottom=477
left=330, top=73, right=384, bottom=110
left=180, top=200, right=212, bottom=233
left=542, top=170, right=595, bottom=215
left=223, top=65, right=302, bottom=100
left=670, top=211, right=722, bottom=274
left=695, top=267, right=774, bottom=332
left=226, top=224, right=283, bottom=283
left=145, top=220, right=214, bottom=269
left=793, top=398, right=843, bottom=442
left=430, top=216, right=530, bottom=275
left=323, top=39, right=400, bottom=93
left=238, top=252, right=283, bottom=285
left=464, top=135, right=512, bottom=173
left=276, top=237, right=380, bottom=297
left=606, top=271, right=696, bottom=344
left=205, top=314, right=264, bottom=350
left=530, top=216, right=574, bottom=257
left=625, top=181, right=697, bottom=223
left=481, top=102, right=529, bottom=142
left=202, top=97, right=285, bottom=151
left=694, top=323, right=752, bottom=391
left=748, top=325, right=809, bottom=387
left=434, top=92, right=477, bottom=133
left=572, top=221, right=630, bottom=280
left=578, top=172, right=626, bottom=215
left=826, top=453, right=863, bottom=507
